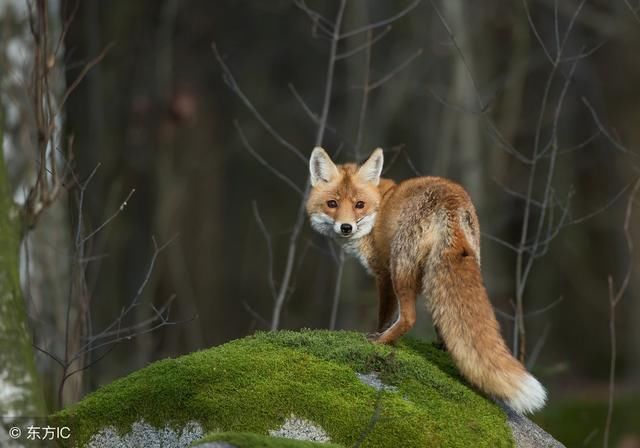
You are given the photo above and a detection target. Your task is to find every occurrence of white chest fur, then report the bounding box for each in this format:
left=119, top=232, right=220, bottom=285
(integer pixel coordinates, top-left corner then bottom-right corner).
left=341, top=238, right=373, bottom=275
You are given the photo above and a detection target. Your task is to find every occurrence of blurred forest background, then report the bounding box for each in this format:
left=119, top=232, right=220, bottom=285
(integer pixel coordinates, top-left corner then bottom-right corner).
left=1, top=0, right=640, bottom=446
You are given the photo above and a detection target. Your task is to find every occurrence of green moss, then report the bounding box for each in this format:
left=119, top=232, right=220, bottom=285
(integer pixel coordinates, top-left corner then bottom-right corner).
left=52, top=330, right=514, bottom=447
left=532, top=395, right=640, bottom=447
left=194, top=432, right=343, bottom=447
left=0, top=110, right=46, bottom=416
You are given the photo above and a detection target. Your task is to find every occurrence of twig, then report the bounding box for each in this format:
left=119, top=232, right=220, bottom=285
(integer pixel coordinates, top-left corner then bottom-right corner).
left=288, top=83, right=321, bottom=124
left=71, top=235, right=177, bottom=360
left=212, top=43, right=307, bottom=164
left=242, top=301, right=270, bottom=328
left=526, top=323, right=551, bottom=370
left=511, top=3, right=584, bottom=359
left=81, top=189, right=135, bottom=243
left=429, top=0, right=533, bottom=166
left=235, top=121, right=303, bottom=197
left=603, top=177, right=640, bottom=448
left=59, top=41, right=115, bottom=111
left=336, top=26, right=391, bottom=60
left=354, top=30, right=373, bottom=157
left=365, top=48, right=423, bottom=91
left=521, top=0, right=554, bottom=64
left=315, top=0, right=346, bottom=147
left=581, top=97, right=633, bottom=155
left=340, top=0, right=420, bottom=39
left=84, top=296, right=177, bottom=340
left=252, top=201, right=277, bottom=300
left=294, top=0, right=335, bottom=38
left=623, top=0, right=640, bottom=25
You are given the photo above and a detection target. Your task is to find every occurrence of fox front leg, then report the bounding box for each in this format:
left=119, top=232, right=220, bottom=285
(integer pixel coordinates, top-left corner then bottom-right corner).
left=434, top=325, right=447, bottom=351
left=369, top=278, right=417, bottom=345
left=366, top=273, right=397, bottom=342
left=375, top=273, right=397, bottom=333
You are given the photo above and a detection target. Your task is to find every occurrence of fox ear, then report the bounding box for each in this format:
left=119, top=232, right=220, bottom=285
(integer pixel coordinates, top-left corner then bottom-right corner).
left=357, top=148, right=384, bottom=185
left=309, top=147, right=339, bottom=187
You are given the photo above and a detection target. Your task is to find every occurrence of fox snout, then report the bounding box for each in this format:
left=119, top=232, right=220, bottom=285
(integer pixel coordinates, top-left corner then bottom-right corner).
left=339, top=223, right=352, bottom=235
left=334, top=220, right=356, bottom=238
left=309, top=213, right=357, bottom=238
left=309, top=212, right=373, bottom=239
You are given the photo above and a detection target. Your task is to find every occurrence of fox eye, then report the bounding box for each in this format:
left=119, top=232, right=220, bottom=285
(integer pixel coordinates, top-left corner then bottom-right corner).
left=327, top=200, right=338, bottom=208
left=355, top=201, right=365, bottom=209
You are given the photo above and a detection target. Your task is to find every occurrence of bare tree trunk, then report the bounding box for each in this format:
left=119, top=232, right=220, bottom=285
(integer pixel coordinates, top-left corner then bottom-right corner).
left=438, top=0, right=484, bottom=206
left=0, top=119, right=46, bottom=418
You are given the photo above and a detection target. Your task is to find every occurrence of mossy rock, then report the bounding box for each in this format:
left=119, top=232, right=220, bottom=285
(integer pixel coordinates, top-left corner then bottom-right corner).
left=194, top=431, right=344, bottom=447
left=52, top=330, right=518, bottom=447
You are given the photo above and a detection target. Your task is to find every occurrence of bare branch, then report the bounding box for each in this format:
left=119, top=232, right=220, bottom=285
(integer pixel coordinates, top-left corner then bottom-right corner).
left=492, top=177, right=544, bottom=208
left=524, top=296, right=564, bottom=319
left=610, top=178, right=640, bottom=307
left=60, top=41, right=116, bottom=111
left=288, top=83, right=321, bottom=124
left=32, top=343, right=65, bottom=368
left=235, top=121, right=303, bottom=197
left=72, top=235, right=177, bottom=358
left=567, top=183, right=630, bottom=226
left=364, top=48, right=423, bottom=92
left=581, top=97, right=634, bottom=155
left=288, top=83, right=350, bottom=148
left=294, top=0, right=335, bottom=37
left=526, top=323, right=551, bottom=370
left=315, top=0, right=347, bottom=147
left=252, top=201, right=277, bottom=300
left=82, top=189, right=135, bottom=243
left=212, top=43, right=307, bottom=164
left=604, top=177, right=640, bottom=448
left=354, top=29, right=373, bottom=159
left=429, top=0, right=532, bottom=165
left=340, top=0, right=420, bottom=39
left=336, top=26, right=391, bottom=60
left=71, top=312, right=194, bottom=369
left=623, top=0, right=640, bottom=26
left=84, top=296, right=177, bottom=340
left=482, top=232, right=520, bottom=253
left=242, top=300, right=270, bottom=328
left=521, top=0, right=554, bottom=64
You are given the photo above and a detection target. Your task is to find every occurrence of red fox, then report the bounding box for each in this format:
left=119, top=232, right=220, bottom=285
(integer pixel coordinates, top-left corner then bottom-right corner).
left=306, top=146, right=546, bottom=414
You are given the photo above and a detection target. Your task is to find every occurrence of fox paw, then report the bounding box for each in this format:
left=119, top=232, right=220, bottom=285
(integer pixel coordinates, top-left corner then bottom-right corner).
left=366, top=332, right=383, bottom=342
left=367, top=332, right=397, bottom=345
left=433, top=340, right=447, bottom=352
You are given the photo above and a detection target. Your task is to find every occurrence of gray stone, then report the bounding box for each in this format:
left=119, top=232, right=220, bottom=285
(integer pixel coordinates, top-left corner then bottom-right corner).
left=355, top=372, right=398, bottom=393
left=502, top=405, right=565, bottom=448
left=86, top=420, right=204, bottom=448
left=194, top=443, right=236, bottom=448
left=268, top=414, right=331, bottom=443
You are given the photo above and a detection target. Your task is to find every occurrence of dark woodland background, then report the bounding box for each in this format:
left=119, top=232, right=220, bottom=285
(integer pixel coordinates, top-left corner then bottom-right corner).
left=1, top=0, right=640, bottom=446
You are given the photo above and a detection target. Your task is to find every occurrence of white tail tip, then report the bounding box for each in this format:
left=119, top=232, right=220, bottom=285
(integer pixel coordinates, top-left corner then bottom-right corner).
left=506, top=373, right=547, bottom=414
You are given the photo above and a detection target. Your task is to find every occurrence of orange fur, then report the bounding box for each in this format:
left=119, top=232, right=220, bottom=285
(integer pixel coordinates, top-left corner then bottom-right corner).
left=306, top=147, right=547, bottom=414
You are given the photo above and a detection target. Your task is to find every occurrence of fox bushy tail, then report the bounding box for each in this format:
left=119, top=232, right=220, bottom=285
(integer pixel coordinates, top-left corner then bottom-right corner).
left=424, top=225, right=546, bottom=414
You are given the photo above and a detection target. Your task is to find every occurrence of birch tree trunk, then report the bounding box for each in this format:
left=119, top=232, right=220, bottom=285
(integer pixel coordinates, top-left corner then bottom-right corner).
left=0, top=119, right=46, bottom=420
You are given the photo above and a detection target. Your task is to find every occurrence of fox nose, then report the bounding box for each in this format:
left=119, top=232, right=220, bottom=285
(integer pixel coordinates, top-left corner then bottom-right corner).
left=340, top=223, right=353, bottom=235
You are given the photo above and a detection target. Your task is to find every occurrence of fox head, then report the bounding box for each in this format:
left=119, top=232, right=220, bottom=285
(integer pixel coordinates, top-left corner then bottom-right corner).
left=306, top=147, right=384, bottom=240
